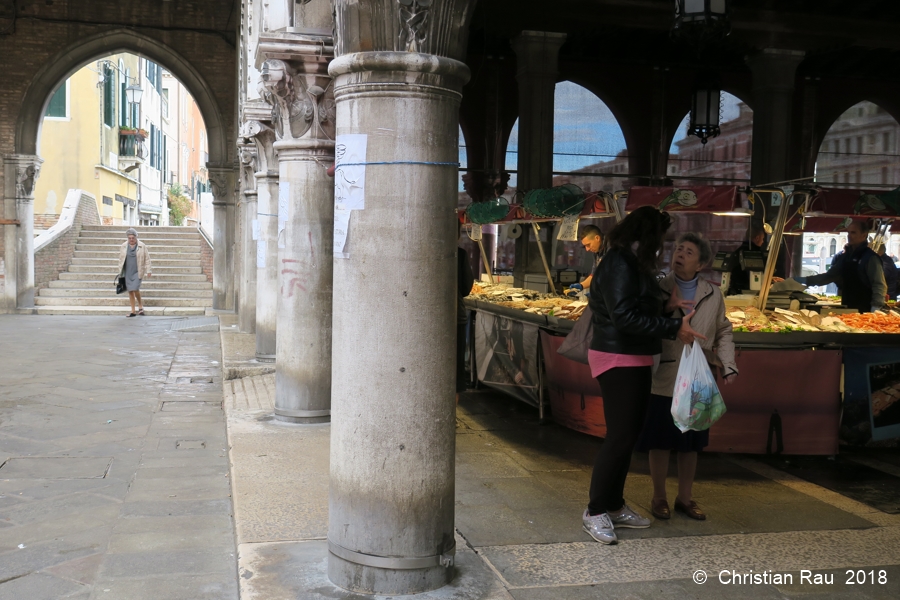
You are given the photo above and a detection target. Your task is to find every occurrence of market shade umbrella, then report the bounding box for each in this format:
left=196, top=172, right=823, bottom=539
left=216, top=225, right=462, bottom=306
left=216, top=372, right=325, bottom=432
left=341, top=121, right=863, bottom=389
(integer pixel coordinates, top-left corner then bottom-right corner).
left=805, top=187, right=900, bottom=218
left=626, top=185, right=740, bottom=213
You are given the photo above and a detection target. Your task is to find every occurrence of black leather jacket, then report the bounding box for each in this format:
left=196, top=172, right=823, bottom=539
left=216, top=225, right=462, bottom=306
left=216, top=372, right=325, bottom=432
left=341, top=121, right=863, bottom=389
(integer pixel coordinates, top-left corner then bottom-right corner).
left=589, top=247, right=682, bottom=355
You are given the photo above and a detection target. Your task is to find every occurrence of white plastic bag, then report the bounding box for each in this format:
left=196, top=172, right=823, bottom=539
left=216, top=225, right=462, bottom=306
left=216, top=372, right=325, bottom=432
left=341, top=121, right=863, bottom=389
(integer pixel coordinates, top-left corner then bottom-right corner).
left=671, top=340, right=726, bottom=432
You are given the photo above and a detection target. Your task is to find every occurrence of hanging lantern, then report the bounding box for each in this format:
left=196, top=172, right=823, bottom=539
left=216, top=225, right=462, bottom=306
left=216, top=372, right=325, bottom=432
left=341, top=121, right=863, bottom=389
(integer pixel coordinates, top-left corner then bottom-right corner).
left=689, top=84, right=721, bottom=145
left=672, top=0, right=730, bottom=45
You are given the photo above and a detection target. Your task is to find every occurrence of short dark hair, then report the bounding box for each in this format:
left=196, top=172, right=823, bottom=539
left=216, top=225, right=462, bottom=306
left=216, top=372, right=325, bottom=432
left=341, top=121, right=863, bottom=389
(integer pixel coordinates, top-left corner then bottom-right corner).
left=606, top=206, right=672, bottom=273
left=849, top=219, right=871, bottom=233
left=676, top=232, right=713, bottom=266
left=749, top=223, right=766, bottom=239
left=580, top=225, right=602, bottom=240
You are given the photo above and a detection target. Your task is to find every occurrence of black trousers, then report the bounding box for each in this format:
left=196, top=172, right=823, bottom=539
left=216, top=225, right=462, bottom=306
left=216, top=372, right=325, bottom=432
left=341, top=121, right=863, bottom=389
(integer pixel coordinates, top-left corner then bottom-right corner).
left=588, top=366, right=652, bottom=515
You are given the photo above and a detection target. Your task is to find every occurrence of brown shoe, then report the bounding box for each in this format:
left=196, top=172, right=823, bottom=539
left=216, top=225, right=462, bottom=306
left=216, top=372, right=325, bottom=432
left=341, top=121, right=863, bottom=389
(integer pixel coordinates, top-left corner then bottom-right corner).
left=674, top=498, right=706, bottom=520
left=651, top=498, right=670, bottom=520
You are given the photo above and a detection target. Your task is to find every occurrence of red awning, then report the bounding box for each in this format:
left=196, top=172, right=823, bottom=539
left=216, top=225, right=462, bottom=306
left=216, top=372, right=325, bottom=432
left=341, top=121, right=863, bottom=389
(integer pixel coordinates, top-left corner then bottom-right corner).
left=805, top=187, right=900, bottom=217
left=626, top=186, right=740, bottom=213
left=784, top=215, right=856, bottom=234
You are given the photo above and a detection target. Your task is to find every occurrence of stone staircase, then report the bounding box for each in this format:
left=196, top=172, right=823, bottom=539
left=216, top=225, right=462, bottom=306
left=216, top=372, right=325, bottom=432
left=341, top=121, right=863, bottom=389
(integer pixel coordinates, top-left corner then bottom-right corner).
left=35, top=225, right=213, bottom=316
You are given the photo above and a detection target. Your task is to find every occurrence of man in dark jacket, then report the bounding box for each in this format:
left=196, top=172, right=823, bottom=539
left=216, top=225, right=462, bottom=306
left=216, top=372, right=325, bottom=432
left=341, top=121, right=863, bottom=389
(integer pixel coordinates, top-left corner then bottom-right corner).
left=727, top=223, right=786, bottom=295
left=793, top=220, right=887, bottom=313
left=877, top=245, right=898, bottom=300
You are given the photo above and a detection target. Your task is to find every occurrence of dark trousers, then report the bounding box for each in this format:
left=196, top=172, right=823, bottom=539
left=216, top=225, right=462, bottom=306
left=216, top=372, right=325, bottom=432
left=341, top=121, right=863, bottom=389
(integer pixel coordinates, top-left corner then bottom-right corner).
left=588, top=366, right=652, bottom=515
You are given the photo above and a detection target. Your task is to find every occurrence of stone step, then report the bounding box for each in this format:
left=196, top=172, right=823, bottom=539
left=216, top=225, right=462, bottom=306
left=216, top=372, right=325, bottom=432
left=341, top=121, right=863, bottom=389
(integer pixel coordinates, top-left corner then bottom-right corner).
left=72, top=250, right=201, bottom=260
left=80, top=226, right=198, bottom=234
left=67, top=265, right=204, bottom=274
left=35, top=296, right=213, bottom=307
left=34, top=306, right=207, bottom=316
left=76, top=234, right=202, bottom=242
left=70, top=257, right=201, bottom=267
left=49, top=278, right=212, bottom=290
left=58, top=271, right=208, bottom=281
left=39, top=288, right=212, bottom=298
left=76, top=242, right=201, bottom=251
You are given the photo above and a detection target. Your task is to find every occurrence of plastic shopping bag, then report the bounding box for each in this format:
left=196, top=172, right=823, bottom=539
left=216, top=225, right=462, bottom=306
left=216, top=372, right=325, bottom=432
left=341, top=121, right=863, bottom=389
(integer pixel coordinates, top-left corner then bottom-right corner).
left=671, top=340, right=726, bottom=432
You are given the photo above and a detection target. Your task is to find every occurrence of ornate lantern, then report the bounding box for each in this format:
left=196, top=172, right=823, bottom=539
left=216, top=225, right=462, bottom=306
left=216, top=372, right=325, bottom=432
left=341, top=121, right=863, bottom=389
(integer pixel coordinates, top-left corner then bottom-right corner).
left=688, top=83, right=721, bottom=145
left=672, top=0, right=730, bottom=45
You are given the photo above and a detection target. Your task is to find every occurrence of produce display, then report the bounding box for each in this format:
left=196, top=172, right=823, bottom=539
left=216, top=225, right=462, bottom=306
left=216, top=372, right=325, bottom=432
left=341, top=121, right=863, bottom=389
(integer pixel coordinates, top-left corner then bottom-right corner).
left=727, top=306, right=900, bottom=333
left=468, top=282, right=588, bottom=320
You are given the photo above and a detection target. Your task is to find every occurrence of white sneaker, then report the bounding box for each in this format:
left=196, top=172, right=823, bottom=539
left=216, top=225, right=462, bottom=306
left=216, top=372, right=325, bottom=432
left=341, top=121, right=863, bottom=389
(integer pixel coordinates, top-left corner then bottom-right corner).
left=608, top=503, right=651, bottom=529
left=582, top=509, right=617, bottom=544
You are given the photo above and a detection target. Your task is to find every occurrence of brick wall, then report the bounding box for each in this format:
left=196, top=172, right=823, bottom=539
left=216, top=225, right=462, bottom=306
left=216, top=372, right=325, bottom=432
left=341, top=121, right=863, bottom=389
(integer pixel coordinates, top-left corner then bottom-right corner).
left=34, top=214, right=59, bottom=230
left=34, top=193, right=100, bottom=290
left=199, top=229, right=214, bottom=283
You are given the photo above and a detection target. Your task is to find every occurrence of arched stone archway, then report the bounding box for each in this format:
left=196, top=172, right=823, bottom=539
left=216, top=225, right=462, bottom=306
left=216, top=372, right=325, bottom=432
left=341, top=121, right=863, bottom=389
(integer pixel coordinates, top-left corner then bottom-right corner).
left=16, top=29, right=229, bottom=166
left=5, top=28, right=236, bottom=312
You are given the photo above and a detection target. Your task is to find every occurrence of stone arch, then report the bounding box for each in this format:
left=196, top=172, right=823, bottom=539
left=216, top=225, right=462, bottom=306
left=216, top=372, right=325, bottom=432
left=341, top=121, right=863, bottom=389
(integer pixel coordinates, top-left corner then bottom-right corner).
left=15, top=29, right=228, bottom=166
left=813, top=99, right=900, bottom=187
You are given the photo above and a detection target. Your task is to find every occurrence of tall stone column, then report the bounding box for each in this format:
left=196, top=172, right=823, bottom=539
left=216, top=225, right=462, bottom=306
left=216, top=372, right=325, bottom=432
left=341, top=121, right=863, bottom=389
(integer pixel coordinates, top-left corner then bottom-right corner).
left=237, top=140, right=259, bottom=333
left=748, top=48, right=805, bottom=188
left=208, top=164, right=237, bottom=311
left=259, top=34, right=336, bottom=423
left=246, top=120, right=279, bottom=361
left=511, top=31, right=566, bottom=286
left=328, top=1, right=476, bottom=595
left=2, top=155, right=42, bottom=309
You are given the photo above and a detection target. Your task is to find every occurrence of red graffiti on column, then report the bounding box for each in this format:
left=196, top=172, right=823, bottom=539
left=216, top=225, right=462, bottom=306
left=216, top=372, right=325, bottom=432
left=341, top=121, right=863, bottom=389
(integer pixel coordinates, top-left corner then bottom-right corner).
left=281, top=259, right=306, bottom=297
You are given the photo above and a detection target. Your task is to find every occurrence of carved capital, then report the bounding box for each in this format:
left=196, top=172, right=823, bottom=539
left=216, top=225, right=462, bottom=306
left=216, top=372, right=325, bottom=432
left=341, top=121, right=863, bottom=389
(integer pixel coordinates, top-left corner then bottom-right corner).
left=260, top=58, right=335, bottom=143
left=206, top=165, right=234, bottom=202
left=333, top=0, right=476, bottom=60
left=243, top=120, right=279, bottom=174
left=238, top=142, right=259, bottom=192
left=4, top=154, right=43, bottom=201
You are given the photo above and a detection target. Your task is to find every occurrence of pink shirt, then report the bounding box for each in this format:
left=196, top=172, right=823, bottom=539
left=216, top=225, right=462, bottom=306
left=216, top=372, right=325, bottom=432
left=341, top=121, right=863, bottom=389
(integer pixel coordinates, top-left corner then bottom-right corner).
left=588, top=349, right=654, bottom=378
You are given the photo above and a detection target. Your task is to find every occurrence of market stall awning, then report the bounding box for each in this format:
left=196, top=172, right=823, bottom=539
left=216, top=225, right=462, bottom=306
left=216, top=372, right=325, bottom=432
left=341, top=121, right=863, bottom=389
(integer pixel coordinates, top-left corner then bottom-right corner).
left=804, top=187, right=900, bottom=218
left=785, top=215, right=856, bottom=234
left=626, top=186, right=741, bottom=213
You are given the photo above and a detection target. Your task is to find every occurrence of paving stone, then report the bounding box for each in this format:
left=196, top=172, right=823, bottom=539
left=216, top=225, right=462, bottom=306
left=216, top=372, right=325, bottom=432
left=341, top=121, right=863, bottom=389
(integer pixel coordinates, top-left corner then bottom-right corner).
left=86, top=573, right=238, bottom=600
left=0, top=572, right=87, bottom=600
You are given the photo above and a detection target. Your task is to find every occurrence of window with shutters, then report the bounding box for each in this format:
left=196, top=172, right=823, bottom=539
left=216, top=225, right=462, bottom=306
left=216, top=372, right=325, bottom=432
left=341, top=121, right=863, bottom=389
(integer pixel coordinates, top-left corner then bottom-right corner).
left=103, top=63, right=115, bottom=126
left=45, top=80, right=68, bottom=119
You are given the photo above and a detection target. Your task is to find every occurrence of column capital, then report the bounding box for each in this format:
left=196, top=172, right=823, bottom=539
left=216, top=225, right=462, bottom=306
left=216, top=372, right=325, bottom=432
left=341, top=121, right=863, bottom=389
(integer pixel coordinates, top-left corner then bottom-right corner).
left=242, top=120, right=279, bottom=175
left=329, top=52, right=471, bottom=99
left=260, top=56, right=336, bottom=144
left=238, top=141, right=259, bottom=193
left=333, top=0, right=477, bottom=61
left=747, top=48, right=806, bottom=91
left=207, top=164, right=236, bottom=205
left=3, top=154, right=43, bottom=201
left=512, top=31, right=568, bottom=78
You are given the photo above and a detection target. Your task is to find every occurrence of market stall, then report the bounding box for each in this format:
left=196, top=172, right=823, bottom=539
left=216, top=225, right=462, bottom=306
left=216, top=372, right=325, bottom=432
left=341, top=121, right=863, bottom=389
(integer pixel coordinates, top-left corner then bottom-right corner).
left=463, top=185, right=900, bottom=454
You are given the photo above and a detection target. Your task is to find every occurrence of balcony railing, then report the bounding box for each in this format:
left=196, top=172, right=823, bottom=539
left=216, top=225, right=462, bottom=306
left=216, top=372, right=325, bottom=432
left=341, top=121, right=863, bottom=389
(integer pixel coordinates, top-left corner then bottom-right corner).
left=119, top=131, right=147, bottom=159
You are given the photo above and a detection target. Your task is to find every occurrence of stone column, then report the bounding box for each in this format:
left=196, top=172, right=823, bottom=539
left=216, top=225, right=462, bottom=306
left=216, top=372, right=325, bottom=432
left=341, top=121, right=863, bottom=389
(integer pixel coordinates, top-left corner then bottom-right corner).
left=2, top=155, right=42, bottom=309
left=208, top=165, right=237, bottom=311
left=327, top=1, right=476, bottom=594
left=237, top=140, right=259, bottom=333
left=511, top=31, right=566, bottom=286
left=246, top=120, right=279, bottom=362
left=748, top=48, right=805, bottom=187
left=259, top=35, right=336, bottom=423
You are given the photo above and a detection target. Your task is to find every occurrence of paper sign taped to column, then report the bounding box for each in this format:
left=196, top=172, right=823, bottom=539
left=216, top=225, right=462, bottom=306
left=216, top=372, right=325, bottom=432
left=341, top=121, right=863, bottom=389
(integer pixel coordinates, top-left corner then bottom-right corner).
left=557, top=215, right=580, bottom=241
left=278, top=182, right=289, bottom=236
left=256, top=240, right=266, bottom=269
left=333, top=134, right=368, bottom=257
left=468, top=224, right=483, bottom=241
left=251, top=219, right=259, bottom=241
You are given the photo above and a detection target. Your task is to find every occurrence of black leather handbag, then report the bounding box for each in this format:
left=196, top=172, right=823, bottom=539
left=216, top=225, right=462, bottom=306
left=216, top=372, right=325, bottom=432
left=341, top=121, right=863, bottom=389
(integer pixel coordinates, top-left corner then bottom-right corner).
left=115, top=271, right=126, bottom=294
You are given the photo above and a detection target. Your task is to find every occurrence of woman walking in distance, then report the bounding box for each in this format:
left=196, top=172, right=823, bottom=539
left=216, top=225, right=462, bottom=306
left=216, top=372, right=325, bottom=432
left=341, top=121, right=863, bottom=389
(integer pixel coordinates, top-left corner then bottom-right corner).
left=119, top=228, right=152, bottom=317
left=582, top=207, right=705, bottom=545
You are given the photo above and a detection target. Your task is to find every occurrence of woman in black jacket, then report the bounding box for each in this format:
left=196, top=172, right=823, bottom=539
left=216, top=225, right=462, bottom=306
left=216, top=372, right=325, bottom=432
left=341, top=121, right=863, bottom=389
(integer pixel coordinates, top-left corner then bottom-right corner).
left=582, top=206, right=705, bottom=545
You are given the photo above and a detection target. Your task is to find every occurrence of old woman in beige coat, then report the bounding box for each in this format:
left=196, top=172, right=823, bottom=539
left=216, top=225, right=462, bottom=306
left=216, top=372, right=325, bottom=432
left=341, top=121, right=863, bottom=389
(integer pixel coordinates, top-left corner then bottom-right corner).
left=118, top=228, right=152, bottom=317
left=637, top=232, right=738, bottom=521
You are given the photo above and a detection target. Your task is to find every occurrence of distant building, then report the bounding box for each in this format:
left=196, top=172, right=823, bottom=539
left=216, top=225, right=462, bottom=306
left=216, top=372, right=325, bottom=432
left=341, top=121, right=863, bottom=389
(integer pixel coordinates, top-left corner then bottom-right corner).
left=33, top=54, right=208, bottom=229
left=670, top=102, right=753, bottom=185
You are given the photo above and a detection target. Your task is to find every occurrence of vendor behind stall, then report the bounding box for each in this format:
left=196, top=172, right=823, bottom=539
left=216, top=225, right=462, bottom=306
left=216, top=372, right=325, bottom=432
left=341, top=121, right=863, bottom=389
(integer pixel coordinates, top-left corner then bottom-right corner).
left=792, top=220, right=887, bottom=313
left=568, top=225, right=604, bottom=295
left=877, top=245, right=898, bottom=300
left=727, top=223, right=786, bottom=295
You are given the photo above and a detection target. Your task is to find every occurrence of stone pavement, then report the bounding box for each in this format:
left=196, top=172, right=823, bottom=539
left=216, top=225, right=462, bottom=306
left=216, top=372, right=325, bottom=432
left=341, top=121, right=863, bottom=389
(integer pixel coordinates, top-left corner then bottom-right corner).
left=0, top=315, right=237, bottom=600
left=4, top=315, right=900, bottom=599
left=218, top=325, right=900, bottom=600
